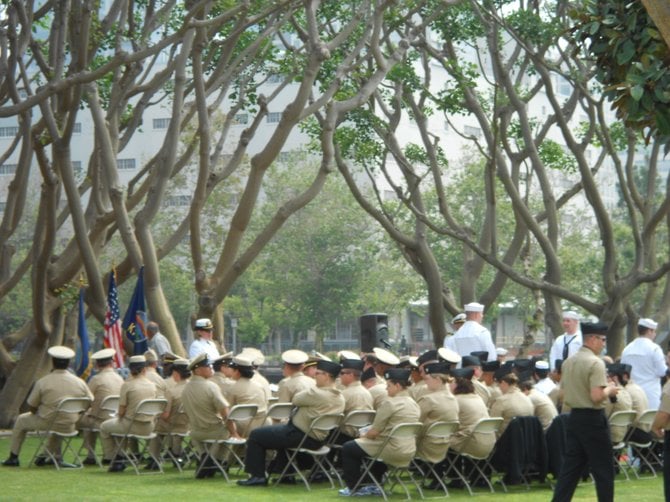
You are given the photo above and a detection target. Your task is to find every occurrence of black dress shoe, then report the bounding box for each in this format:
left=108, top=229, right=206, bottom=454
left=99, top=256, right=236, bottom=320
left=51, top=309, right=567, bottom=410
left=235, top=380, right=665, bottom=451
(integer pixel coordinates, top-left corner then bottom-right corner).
left=101, top=459, right=112, bottom=465
left=276, top=475, right=296, bottom=485
left=2, top=457, right=19, bottom=467
left=34, top=456, right=54, bottom=467
left=83, top=457, right=98, bottom=466
left=144, top=460, right=161, bottom=471
left=108, top=461, right=126, bottom=472
left=237, top=476, right=268, bottom=486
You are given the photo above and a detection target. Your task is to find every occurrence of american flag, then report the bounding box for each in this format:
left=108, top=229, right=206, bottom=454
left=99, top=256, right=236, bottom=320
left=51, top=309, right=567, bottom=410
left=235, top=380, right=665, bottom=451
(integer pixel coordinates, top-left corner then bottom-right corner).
left=103, top=271, right=125, bottom=367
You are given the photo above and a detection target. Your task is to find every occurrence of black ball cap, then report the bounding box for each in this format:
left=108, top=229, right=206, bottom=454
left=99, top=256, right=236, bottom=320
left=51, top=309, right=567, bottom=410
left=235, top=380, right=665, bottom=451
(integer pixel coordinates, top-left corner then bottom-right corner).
left=451, top=367, right=475, bottom=379
left=316, top=360, right=342, bottom=378
left=384, top=368, right=411, bottom=383
left=581, top=321, right=609, bottom=335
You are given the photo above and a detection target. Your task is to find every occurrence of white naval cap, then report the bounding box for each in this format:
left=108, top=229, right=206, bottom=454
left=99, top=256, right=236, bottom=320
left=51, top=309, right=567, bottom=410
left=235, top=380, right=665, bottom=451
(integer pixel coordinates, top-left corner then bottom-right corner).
left=282, top=349, right=309, bottom=364
left=464, top=302, right=484, bottom=313
left=639, top=318, right=658, bottom=330
left=372, top=347, right=400, bottom=366
left=48, top=345, right=75, bottom=359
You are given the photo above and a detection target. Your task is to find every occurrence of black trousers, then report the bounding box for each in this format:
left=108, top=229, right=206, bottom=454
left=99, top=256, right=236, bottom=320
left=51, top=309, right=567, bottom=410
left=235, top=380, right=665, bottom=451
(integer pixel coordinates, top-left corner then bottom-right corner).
left=552, top=409, right=614, bottom=502
left=341, top=440, right=387, bottom=490
left=244, top=423, right=321, bottom=478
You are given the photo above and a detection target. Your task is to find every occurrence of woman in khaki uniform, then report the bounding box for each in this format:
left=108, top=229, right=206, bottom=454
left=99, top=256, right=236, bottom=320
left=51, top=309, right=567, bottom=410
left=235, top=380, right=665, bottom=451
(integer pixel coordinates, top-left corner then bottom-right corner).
left=489, top=372, right=534, bottom=437
left=223, top=355, right=268, bottom=437
left=339, top=368, right=421, bottom=496
left=415, top=362, right=459, bottom=464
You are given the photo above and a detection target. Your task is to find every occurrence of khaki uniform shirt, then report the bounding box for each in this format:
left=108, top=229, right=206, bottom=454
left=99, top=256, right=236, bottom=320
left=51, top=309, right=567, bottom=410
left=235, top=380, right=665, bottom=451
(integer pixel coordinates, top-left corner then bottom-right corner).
left=181, top=375, right=230, bottom=437
left=119, top=374, right=158, bottom=422
left=341, top=381, right=374, bottom=437
left=626, top=382, right=649, bottom=423
left=409, top=381, right=428, bottom=401
left=489, top=387, right=534, bottom=437
left=291, top=384, right=345, bottom=441
left=28, top=369, right=93, bottom=428
left=155, top=379, right=189, bottom=433
left=473, top=379, right=491, bottom=407
left=450, top=393, right=494, bottom=457
left=277, top=372, right=314, bottom=403
left=561, top=346, right=608, bottom=410
left=368, top=383, right=388, bottom=410
left=86, top=367, right=123, bottom=421
left=356, top=390, right=420, bottom=467
left=604, top=385, right=633, bottom=443
left=416, top=388, right=459, bottom=463
left=211, top=372, right=235, bottom=396
left=145, top=368, right=168, bottom=398
left=224, top=377, right=268, bottom=436
left=251, top=372, right=273, bottom=402
left=658, top=383, right=670, bottom=429
left=528, top=388, right=558, bottom=431
left=486, top=383, right=502, bottom=408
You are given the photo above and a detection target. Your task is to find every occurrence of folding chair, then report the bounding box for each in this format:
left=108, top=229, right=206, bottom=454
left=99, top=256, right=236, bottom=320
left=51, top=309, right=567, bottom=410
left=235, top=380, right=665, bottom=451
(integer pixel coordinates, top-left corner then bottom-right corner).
left=29, top=397, right=92, bottom=470
left=222, top=404, right=259, bottom=473
left=160, top=404, right=192, bottom=473
left=627, top=409, right=659, bottom=478
left=331, top=409, right=376, bottom=445
left=77, top=395, right=120, bottom=467
left=448, top=417, right=505, bottom=494
left=412, top=420, right=460, bottom=497
left=351, top=422, right=424, bottom=501
left=267, top=402, right=293, bottom=422
left=110, top=398, right=167, bottom=475
left=274, top=413, right=344, bottom=490
left=609, top=410, right=638, bottom=480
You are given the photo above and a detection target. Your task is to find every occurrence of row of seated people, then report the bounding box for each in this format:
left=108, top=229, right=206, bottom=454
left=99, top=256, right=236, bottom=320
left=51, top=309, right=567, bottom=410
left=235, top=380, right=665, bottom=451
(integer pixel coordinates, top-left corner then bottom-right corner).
left=2, top=344, right=658, bottom=492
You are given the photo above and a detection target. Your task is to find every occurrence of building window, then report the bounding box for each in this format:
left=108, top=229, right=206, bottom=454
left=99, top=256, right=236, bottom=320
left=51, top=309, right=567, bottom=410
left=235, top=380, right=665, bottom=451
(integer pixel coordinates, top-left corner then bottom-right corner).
left=72, top=161, right=83, bottom=175
left=117, top=158, right=136, bottom=170
left=266, top=112, right=281, bottom=123
left=153, top=118, right=170, bottom=129
left=163, top=194, right=192, bottom=207
left=0, top=164, right=17, bottom=175
left=0, top=201, right=5, bottom=212
left=73, top=122, right=82, bottom=134
left=0, top=126, right=20, bottom=137
left=267, top=73, right=283, bottom=84
left=234, top=113, right=248, bottom=125
left=278, top=151, right=290, bottom=163
left=464, top=125, right=482, bottom=139
left=413, top=328, right=424, bottom=342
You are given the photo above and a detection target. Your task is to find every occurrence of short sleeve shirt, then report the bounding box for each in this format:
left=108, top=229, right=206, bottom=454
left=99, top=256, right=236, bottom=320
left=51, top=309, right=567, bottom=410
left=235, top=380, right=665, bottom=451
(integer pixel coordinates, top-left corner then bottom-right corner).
left=561, top=346, right=608, bottom=409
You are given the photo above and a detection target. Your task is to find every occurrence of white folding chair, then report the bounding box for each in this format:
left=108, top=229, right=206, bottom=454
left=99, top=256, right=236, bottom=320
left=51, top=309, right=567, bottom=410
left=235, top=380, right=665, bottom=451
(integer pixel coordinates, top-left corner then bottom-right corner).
left=267, top=402, right=293, bottom=422
left=351, top=422, right=424, bottom=501
left=222, top=404, right=259, bottom=473
left=110, top=398, right=167, bottom=475
left=627, top=409, right=660, bottom=477
left=412, top=420, right=460, bottom=496
left=77, top=395, right=120, bottom=467
left=609, top=410, right=638, bottom=480
left=29, top=397, right=92, bottom=470
left=275, top=413, right=344, bottom=490
left=449, top=417, right=505, bottom=494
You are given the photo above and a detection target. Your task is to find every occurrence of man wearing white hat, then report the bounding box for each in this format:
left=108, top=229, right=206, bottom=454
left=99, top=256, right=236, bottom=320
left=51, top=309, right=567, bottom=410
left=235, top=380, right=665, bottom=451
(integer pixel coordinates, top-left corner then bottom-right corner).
left=276, top=350, right=315, bottom=404
left=188, top=318, right=220, bottom=361
left=2, top=346, right=93, bottom=467
left=548, top=311, right=582, bottom=371
left=77, top=348, right=124, bottom=464
left=443, top=303, right=496, bottom=362
left=621, top=318, right=668, bottom=409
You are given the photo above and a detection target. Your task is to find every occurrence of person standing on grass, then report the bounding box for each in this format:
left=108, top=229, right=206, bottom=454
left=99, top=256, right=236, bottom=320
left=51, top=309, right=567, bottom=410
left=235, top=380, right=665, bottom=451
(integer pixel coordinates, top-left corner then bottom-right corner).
left=551, top=322, right=619, bottom=502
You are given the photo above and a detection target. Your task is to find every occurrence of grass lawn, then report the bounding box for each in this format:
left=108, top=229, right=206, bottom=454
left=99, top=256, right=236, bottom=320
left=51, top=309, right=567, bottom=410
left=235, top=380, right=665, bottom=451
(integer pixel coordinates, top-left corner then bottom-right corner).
left=0, top=435, right=665, bottom=501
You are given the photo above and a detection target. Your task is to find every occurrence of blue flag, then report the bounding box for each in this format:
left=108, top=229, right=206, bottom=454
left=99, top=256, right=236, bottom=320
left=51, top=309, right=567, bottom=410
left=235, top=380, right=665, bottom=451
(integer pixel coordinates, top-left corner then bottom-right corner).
left=75, top=287, right=92, bottom=378
left=122, top=266, right=148, bottom=355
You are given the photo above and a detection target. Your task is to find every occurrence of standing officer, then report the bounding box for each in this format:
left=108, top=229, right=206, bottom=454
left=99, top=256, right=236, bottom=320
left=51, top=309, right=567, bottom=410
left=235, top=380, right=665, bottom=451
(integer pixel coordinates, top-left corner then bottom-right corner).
left=549, top=311, right=582, bottom=371
left=551, top=322, right=619, bottom=502
left=443, top=303, right=496, bottom=362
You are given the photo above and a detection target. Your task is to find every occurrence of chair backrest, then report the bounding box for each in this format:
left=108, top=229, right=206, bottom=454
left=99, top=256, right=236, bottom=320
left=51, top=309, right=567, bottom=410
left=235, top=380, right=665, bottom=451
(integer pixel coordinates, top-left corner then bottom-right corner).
left=57, top=397, right=92, bottom=414
left=100, top=395, right=120, bottom=413
left=267, top=402, right=293, bottom=421
left=309, top=413, right=343, bottom=433
left=343, top=410, right=376, bottom=429
left=227, top=404, right=258, bottom=422
left=636, top=409, right=657, bottom=428
left=134, top=399, right=168, bottom=418
left=424, top=420, right=459, bottom=439
left=471, top=417, right=504, bottom=435
left=609, top=410, right=637, bottom=428
left=388, top=422, right=423, bottom=439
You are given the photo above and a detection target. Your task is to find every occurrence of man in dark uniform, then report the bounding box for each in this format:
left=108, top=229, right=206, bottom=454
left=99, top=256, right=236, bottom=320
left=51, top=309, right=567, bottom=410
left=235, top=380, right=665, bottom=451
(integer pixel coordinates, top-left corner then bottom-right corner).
left=551, top=322, right=619, bottom=502
left=237, top=359, right=345, bottom=486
